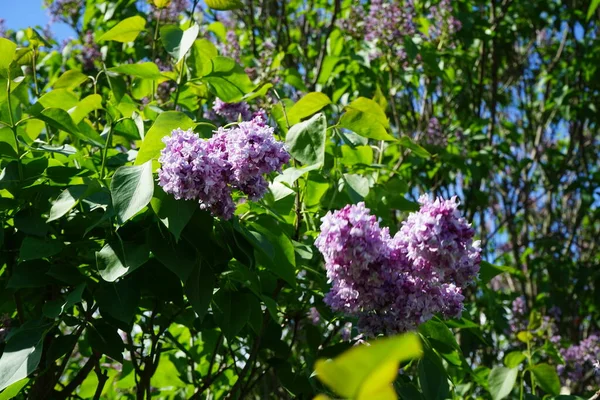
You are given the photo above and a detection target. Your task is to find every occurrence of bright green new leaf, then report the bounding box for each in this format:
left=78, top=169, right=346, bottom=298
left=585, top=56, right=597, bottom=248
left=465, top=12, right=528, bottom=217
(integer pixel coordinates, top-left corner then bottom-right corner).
left=37, top=89, right=79, bottom=110
left=97, top=16, right=146, bottom=43
left=135, top=111, right=195, bottom=166
left=339, top=97, right=395, bottom=141
left=0, top=38, right=17, bottom=76
left=587, top=0, right=600, bottom=20
left=189, top=39, right=218, bottom=76
left=314, top=333, right=423, bottom=399
left=53, top=70, right=89, bottom=89
left=110, top=161, right=155, bottom=225
left=503, top=351, right=526, bottom=368
left=69, top=94, right=103, bottom=124
left=109, top=62, right=163, bottom=80
left=488, top=367, right=518, bottom=400
left=160, top=24, right=200, bottom=63
left=205, top=0, right=244, bottom=10
left=285, top=113, right=326, bottom=166
left=152, top=0, right=171, bottom=7
left=287, top=92, right=331, bottom=125
left=0, top=378, right=29, bottom=400
left=531, top=363, right=560, bottom=395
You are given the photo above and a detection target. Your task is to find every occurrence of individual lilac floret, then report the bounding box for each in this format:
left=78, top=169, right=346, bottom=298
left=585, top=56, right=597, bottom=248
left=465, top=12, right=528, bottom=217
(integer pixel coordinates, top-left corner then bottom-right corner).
left=158, top=128, right=234, bottom=219
left=395, top=195, right=481, bottom=286
left=213, top=115, right=290, bottom=200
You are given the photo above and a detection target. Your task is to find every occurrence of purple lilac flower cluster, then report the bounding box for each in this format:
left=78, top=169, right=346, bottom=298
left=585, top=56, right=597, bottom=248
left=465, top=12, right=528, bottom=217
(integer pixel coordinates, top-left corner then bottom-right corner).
left=424, top=117, right=447, bottom=147
left=315, top=196, right=480, bottom=336
left=81, top=30, right=101, bottom=71
left=204, top=98, right=254, bottom=122
left=428, top=0, right=462, bottom=41
left=158, top=114, right=289, bottom=219
left=558, top=334, right=600, bottom=386
left=45, top=0, right=83, bottom=24
left=0, top=19, right=6, bottom=38
left=155, top=58, right=176, bottom=104
left=338, top=0, right=417, bottom=62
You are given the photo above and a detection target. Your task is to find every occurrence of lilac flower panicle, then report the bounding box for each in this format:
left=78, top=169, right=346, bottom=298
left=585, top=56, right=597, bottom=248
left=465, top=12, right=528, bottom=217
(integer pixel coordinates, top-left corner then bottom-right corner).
left=158, top=115, right=289, bottom=219
left=308, top=307, right=321, bottom=325
left=158, top=128, right=234, bottom=218
left=315, top=197, right=480, bottom=336
left=45, top=0, right=83, bottom=23
left=424, top=117, right=447, bottom=147
left=81, top=30, right=101, bottom=71
left=0, top=19, right=6, bottom=38
left=150, top=0, right=190, bottom=23
left=206, top=98, right=253, bottom=122
left=558, top=334, right=600, bottom=387
left=395, top=195, right=481, bottom=286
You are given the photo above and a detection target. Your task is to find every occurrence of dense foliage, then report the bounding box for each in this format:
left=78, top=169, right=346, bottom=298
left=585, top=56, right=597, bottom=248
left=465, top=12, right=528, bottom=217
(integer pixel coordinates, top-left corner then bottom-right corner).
left=0, top=0, right=599, bottom=398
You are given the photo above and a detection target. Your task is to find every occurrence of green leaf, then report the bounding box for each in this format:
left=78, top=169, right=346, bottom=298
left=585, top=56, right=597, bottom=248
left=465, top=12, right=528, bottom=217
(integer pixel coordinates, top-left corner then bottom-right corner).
left=189, top=39, right=218, bottom=76
left=152, top=0, right=172, bottom=7
left=184, top=261, right=215, bottom=321
left=135, top=111, right=195, bottom=166
left=97, top=16, right=146, bottom=43
left=0, top=320, right=46, bottom=391
left=503, top=351, right=526, bottom=368
left=19, top=237, right=64, bottom=261
left=531, top=363, right=560, bottom=395
left=343, top=173, right=370, bottom=202
left=212, top=289, right=252, bottom=339
left=95, top=280, right=140, bottom=324
left=96, top=241, right=150, bottom=282
left=202, top=56, right=255, bottom=102
left=69, top=94, right=103, bottom=124
left=37, top=89, right=79, bottom=110
left=418, top=350, right=450, bottom=400
left=0, top=378, right=29, bottom=400
left=42, top=283, right=85, bottom=318
left=479, top=261, right=521, bottom=283
left=488, top=367, right=518, bottom=400
left=285, top=113, right=326, bottom=166
left=398, top=136, right=431, bottom=159
left=160, top=24, right=200, bottom=63
left=204, top=0, right=244, bottom=10
left=315, top=333, right=423, bottom=399
left=87, top=319, right=125, bottom=362
left=110, top=161, right=154, bottom=225
left=47, top=185, right=88, bottom=222
left=35, top=108, right=105, bottom=146
left=339, top=97, right=395, bottom=141
left=287, top=92, right=331, bottom=125
left=109, top=62, right=163, bottom=80
left=0, top=38, right=16, bottom=76
left=53, top=70, right=89, bottom=89
left=148, top=225, right=197, bottom=281
left=151, top=188, right=197, bottom=241
left=587, top=0, right=600, bottom=20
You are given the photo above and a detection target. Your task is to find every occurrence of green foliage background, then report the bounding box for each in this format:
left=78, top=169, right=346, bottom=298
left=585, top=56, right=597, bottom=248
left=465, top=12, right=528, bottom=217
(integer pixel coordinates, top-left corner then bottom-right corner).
left=0, top=0, right=599, bottom=398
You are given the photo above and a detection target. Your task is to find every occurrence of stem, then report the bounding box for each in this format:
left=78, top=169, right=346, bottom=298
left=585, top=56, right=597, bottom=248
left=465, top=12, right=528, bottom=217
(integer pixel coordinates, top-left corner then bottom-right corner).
left=526, top=333, right=536, bottom=394
left=172, top=58, right=185, bottom=109
left=6, top=72, right=23, bottom=181
left=151, top=9, right=163, bottom=101
left=100, top=123, right=114, bottom=180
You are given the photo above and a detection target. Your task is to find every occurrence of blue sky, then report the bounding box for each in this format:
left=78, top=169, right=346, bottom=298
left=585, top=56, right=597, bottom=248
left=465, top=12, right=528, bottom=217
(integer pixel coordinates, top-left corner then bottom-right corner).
left=2, top=0, right=76, bottom=41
